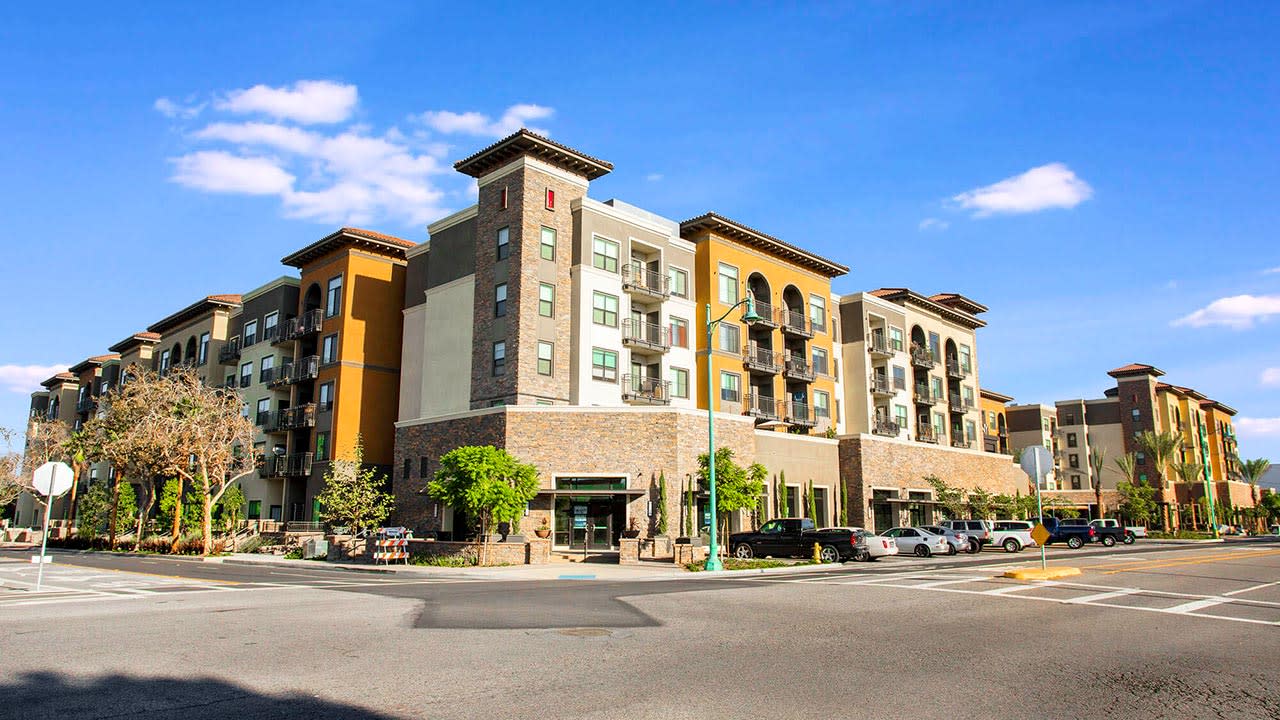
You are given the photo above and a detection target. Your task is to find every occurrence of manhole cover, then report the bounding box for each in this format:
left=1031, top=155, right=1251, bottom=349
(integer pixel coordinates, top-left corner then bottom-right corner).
left=557, top=627, right=612, bottom=637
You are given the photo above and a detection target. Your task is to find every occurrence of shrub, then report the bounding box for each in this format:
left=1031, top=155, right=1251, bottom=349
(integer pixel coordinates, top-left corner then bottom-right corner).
left=410, top=552, right=479, bottom=567
left=283, top=547, right=304, bottom=560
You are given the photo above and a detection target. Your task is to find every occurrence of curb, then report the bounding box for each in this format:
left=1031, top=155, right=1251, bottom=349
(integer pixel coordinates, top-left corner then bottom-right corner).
left=220, top=557, right=396, bottom=575
left=1144, top=538, right=1225, bottom=544
left=1003, top=566, right=1082, bottom=581
left=693, top=562, right=843, bottom=578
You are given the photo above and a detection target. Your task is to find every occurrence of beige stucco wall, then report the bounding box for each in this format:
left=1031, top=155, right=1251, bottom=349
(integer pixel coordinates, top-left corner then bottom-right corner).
left=415, top=275, right=475, bottom=419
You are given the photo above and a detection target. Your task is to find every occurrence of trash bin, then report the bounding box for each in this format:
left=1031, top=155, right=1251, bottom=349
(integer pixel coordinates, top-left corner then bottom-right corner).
left=302, top=538, right=329, bottom=560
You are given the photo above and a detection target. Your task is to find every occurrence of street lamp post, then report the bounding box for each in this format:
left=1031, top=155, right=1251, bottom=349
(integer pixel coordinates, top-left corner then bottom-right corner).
left=704, top=293, right=761, bottom=571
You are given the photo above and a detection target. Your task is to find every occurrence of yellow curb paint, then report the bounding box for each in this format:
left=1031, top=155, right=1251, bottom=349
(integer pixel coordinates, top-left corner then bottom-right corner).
left=1002, top=567, right=1082, bottom=581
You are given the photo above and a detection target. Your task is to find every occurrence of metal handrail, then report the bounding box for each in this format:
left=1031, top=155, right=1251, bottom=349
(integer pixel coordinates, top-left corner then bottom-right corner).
left=743, top=344, right=781, bottom=372
left=869, top=374, right=893, bottom=394
left=621, top=263, right=670, bottom=296
left=622, top=319, right=671, bottom=349
left=622, top=374, right=671, bottom=404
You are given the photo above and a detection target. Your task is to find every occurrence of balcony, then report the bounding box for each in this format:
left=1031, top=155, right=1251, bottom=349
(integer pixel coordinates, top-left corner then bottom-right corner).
left=781, top=400, right=815, bottom=427
left=744, top=392, right=780, bottom=421
left=951, top=438, right=973, bottom=449
left=949, top=394, right=965, bottom=413
left=946, top=358, right=969, bottom=380
left=285, top=356, right=319, bottom=385
left=869, top=374, right=894, bottom=397
left=75, top=396, right=96, bottom=414
left=913, top=387, right=936, bottom=405
left=218, top=339, right=241, bottom=365
left=286, top=309, right=324, bottom=341
left=274, top=452, right=314, bottom=478
left=745, top=299, right=778, bottom=329
left=872, top=418, right=900, bottom=437
left=279, top=403, right=317, bottom=430
left=909, top=344, right=935, bottom=369
left=868, top=333, right=892, bottom=359
left=260, top=365, right=283, bottom=386
left=784, top=355, right=815, bottom=382
left=778, top=308, right=813, bottom=338
left=255, top=410, right=272, bottom=428
left=621, top=375, right=670, bottom=406
left=621, top=319, right=670, bottom=353
left=621, top=263, right=669, bottom=299
left=917, top=426, right=939, bottom=444
left=743, top=345, right=782, bottom=374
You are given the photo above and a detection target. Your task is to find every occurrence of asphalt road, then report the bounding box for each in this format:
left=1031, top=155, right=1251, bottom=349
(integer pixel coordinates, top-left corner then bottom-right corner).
left=2, top=540, right=1278, bottom=719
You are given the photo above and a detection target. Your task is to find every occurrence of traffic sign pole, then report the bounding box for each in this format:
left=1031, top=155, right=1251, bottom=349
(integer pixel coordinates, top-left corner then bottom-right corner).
left=31, top=461, right=74, bottom=592
left=1034, top=452, right=1046, bottom=572
left=35, top=498, right=53, bottom=591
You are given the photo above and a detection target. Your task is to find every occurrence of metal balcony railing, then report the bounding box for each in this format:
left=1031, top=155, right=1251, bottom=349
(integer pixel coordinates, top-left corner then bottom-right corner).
left=279, top=403, right=317, bottom=430
left=909, top=343, right=935, bottom=369
left=778, top=308, right=812, bottom=337
left=917, top=426, right=939, bottom=444
left=261, top=325, right=280, bottom=344
left=621, top=263, right=670, bottom=298
left=287, top=355, right=320, bottom=385
left=952, top=438, right=973, bottom=449
left=782, top=400, right=815, bottom=427
left=621, top=319, right=670, bottom=352
left=948, top=394, right=965, bottom=413
left=946, top=358, right=969, bottom=379
left=784, top=355, right=815, bottom=382
left=218, top=339, right=241, bottom=365
left=275, top=453, right=313, bottom=478
left=255, top=410, right=272, bottom=428
left=744, top=392, right=779, bottom=420
left=745, top=298, right=777, bottom=328
left=873, top=419, right=900, bottom=437
left=287, top=309, right=324, bottom=340
left=260, top=365, right=283, bottom=386
left=76, top=396, right=96, bottom=414
left=743, top=345, right=782, bottom=374
left=869, top=374, right=894, bottom=395
left=621, top=374, right=671, bottom=405
left=913, top=387, right=936, bottom=405
left=868, top=333, right=891, bottom=357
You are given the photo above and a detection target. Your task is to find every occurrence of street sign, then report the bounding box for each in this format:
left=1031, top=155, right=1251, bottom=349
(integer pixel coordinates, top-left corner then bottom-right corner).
left=32, top=461, right=73, bottom=497
left=1031, top=523, right=1052, bottom=547
left=1019, top=446, right=1054, bottom=480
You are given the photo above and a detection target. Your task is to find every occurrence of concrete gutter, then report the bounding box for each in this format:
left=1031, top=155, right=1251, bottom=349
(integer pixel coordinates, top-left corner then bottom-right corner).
left=695, top=562, right=843, bottom=578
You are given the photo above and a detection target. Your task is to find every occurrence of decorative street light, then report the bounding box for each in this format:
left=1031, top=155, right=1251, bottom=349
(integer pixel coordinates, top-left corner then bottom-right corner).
left=703, top=292, right=761, bottom=571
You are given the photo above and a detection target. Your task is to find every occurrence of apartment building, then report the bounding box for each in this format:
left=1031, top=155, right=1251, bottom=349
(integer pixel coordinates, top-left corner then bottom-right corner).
left=148, top=294, right=242, bottom=381
left=395, top=130, right=852, bottom=547
left=1053, top=363, right=1251, bottom=525
left=979, top=389, right=1013, bottom=454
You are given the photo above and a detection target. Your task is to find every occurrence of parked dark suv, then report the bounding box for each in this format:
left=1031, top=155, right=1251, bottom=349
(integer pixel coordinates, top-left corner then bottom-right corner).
left=728, top=518, right=859, bottom=563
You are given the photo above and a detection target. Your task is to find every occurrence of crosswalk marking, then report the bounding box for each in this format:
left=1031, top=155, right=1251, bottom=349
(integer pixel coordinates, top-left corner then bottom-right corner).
left=1064, top=588, right=1141, bottom=604
left=1165, top=598, right=1231, bottom=614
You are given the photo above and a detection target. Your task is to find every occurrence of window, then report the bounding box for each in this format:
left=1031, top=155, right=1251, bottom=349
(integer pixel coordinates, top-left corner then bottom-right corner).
left=259, top=355, right=274, bottom=383
left=243, top=320, right=258, bottom=347
left=965, top=420, right=977, bottom=442
left=264, top=312, right=278, bottom=341
left=894, top=404, right=909, bottom=428
left=420, top=457, right=430, bottom=477
left=720, top=372, right=741, bottom=404
left=537, top=341, right=553, bottom=376
left=1070, top=475, right=1082, bottom=490
left=225, top=374, right=234, bottom=388
left=500, top=186, right=508, bottom=209
left=403, top=459, right=412, bottom=478
left=492, top=342, right=506, bottom=376
left=321, top=334, right=338, bottom=364
left=591, top=348, right=617, bottom=382
left=248, top=500, right=262, bottom=520
left=198, top=332, right=210, bottom=365
left=545, top=187, right=555, bottom=209
left=538, top=283, right=555, bottom=317
left=255, top=398, right=270, bottom=425
left=814, top=390, right=830, bottom=418
left=318, top=381, right=334, bottom=412
left=1069, top=454, right=1080, bottom=469
left=1067, top=432, right=1078, bottom=448
left=892, top=365, right=906, bottom=390
left=809, top=295, right=826, bottom=332
left=670, top=317, right=689, bottom=348
left=496, top=226, right=510, bottom=261
left=889, top=326, right=904, bottom=352
left=933, top=412, right=946, bottom=437
left=812, top=347, right=829, bottom=375
left=930, top=376, right=943, bottom=401
left=1131, top=408, right=1141, bottom=422
left=1065, top=412, right=1076, bottom=425
left=592, top=236, right=619, bottom=272
left=315, top=432, right=329, bottom=462
left=718, top=263, right=739, bottom=305
left=1042, top=418, right=1051, bottom=432
left=540, top=226, right=556, bottom=260
left=239, top=362, right=252, bottom=388
left=668, top=267, right=688, bottom=298
left=1137, top=452, right=1146, bottom=465
left=672, top=367, right=689, bottom=398
left=928, top=332, right=941, bottom=361
left=495, top=283, right=508, bottom=317
left=718, top=323, right=741, bottom=353
left=592, top=292, right=618, bottom=327
left=325, top=275, right=343, bottom=317
left=959, top=344, right=972, bottom=372
left=962, top=386, right=974, bottom=408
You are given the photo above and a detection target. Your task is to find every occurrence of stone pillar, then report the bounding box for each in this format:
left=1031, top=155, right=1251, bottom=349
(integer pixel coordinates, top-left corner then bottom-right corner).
left=619, top=537, right=640, bottom=564
left=526, top=538, right=551, bottom=564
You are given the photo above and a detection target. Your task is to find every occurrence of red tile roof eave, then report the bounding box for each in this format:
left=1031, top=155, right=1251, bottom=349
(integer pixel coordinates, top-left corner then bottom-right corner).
left=453, top=128, right=614, bottom=180
left=1107, top=363, right=1165, bottom=378
left=280, top=227, right=415, bottom=268
left=867, top=288, right=986, bottom=329
left=678, top=212, right=850, bottom=278
left=108, top=332, right=161, bottom=353
left=40, top=372, right=77, bottom=388
left=147, top=295, right=243, bottom=334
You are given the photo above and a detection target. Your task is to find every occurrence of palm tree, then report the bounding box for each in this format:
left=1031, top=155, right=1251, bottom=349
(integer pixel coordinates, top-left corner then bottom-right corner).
left=1174, top=461, right=1210, bottom=533
left=1240, top=458, right=1271, bottom=532
left=1136, top=430, right=1184, bottom=531
left=1088, top=444, right=1107, bottom=518
left=1113, top=452, right=1138, bottom=486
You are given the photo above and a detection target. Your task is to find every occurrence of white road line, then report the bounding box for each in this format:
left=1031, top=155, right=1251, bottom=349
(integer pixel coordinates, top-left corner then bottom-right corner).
left=1165, top=598, right=1231, bottom=614
left=1222, top=580, right=1280, bottom=597
left=984, top=582, right=1054, bottom=595
left=914, top=577, right=987, bottom=588
left=1064, top=588, right=1142, bottom=604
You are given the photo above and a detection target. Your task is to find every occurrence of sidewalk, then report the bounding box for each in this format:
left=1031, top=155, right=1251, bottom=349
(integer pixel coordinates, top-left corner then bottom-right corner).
left=219, top=553, right=695, bottom=580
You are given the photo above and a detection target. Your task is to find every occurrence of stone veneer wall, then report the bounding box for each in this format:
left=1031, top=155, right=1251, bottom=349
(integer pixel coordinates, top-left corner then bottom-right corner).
left=838, top=434, right=1026, bottom=527
left=393, top=407, right=757, bottom=538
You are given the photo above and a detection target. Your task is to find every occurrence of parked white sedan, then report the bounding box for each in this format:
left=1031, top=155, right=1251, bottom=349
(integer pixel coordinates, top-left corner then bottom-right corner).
left=817, top=527, right=899, bottom=561
left=882, top=527, right=952, bottom=558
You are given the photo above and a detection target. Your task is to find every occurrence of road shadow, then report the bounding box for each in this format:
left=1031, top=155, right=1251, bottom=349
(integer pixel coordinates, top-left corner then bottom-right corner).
left=0, top=671, right=401, bottom=720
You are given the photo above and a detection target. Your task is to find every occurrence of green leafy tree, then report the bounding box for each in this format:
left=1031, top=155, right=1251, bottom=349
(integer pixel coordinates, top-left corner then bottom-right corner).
left=806, top=479, right=818, bottom=526
left=968, top=488, right=995, bottom=520
left=76, top=482, right=112, bottom=537
left=317, top=439, right=394, bottom=544
left=776, top=472, right=790, bottom=516
left=1117, top=479, right=1157, bottom=526
left=1260, top=491, right=1280, bottom=524
left=839, top=482, right=849, bottom=526
left=112, top=483, right=138, bottom=540
left=926, top=475, right=967, bottom=519
left=428, top=446, right=540, bottom=565
left=683, top=480, right=694, bottom=537
left=1240, top=458, right=1270, bottom=530
left=656, top=472, right=669, bottom=536
left=219, top=484, right=246, bottom=532
left=156, top=479, right=184, bottom=537
left=1173, top=461, right=1210, bottom=531
left=696, top=448, right=765, bottom=544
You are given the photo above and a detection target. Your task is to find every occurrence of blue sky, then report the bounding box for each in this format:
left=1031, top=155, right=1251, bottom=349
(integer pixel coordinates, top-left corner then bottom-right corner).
left=1, top=2, right=1278, bottom=459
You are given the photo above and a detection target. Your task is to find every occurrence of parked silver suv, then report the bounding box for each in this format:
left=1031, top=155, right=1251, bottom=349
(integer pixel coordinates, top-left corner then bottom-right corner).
left=939, top=519, right=991, bottom=553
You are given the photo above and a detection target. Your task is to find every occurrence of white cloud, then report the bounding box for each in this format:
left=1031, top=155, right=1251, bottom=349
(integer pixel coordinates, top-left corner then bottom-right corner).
left=919, top=218, right=949, bottom=231
left=952, top=163, right=1093, bottom=217
left=1264, top=266, right=1280, bottom=275
left=645, top=173, right=664, bottom=182
left=0, top=364, right=69, bottom=394
left=1262, top=368, right=1280, bottom=387
left=216, top=80, right=358, bottom=124
left=416, top=103, right=554, bottom=138
left=193, top=122, right=320, bottom=154
left=170, top=151, right=295, bottom=195
left=154, top=97, right=206, bottom=120
left=1172, top=294, right=1280, bottom=330
left=1236, top=417, right=1280, bottom=438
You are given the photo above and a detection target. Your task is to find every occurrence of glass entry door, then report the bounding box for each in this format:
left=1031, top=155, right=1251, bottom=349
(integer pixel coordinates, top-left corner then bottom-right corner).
left=553, top=496, right=623, bottom=549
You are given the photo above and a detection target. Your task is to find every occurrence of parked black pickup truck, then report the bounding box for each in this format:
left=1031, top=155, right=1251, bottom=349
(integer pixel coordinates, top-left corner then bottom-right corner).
left=728, top=518, right=856, bottom=563
left=1042, top=517, right=1126, bottom=548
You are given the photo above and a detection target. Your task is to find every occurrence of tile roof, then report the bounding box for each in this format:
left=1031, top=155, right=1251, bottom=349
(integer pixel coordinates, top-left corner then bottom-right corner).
left=1107, top=363, right=1164, bottom=378
left=341, top=227, right=416, bottom=248
left=148, top=294, right=243, bottom=334
left=108, top=331, right=162, bottom=353
left=41, top=372, right=77, bottom=388
left=863, top=288, right=987, bottom=328
left=679, top=212, right=849, bottom=278
left=281, top=227, right=416, bottom=268
left=453, top=128, right=614, bottom=180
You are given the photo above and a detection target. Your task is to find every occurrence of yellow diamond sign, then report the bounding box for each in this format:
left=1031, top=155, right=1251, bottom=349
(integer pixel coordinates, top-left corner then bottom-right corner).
left=1031, top=523, right=1052, bottom=547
